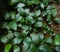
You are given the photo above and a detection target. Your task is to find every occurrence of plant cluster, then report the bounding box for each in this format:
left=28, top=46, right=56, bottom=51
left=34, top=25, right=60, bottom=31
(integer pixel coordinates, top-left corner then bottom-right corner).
left=0, top=0, right=60, bottom=52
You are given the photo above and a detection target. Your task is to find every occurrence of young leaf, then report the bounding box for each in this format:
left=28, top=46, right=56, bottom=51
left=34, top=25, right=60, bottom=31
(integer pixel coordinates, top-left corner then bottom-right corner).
left=4, top=44, right=12, bottom=52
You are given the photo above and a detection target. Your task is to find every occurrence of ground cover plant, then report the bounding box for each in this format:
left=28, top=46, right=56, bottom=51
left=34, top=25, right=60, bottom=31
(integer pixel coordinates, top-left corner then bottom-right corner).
left=0, top=0, right=60, bottom=52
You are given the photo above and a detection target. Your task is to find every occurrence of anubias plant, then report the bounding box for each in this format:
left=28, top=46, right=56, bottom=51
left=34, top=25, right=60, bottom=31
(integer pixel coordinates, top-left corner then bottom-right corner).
left=0, top=0, right=60, bottom=52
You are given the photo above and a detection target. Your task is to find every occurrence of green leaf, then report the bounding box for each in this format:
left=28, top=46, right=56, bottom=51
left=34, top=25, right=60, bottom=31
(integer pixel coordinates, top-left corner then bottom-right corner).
left=4, top=44, right=12, bottom=52
left=18, top=23, right=22, bottom=27
left=39, top=44, right=53, bottom=52
left=42, top=11, right=47, bottom=16
left=27, top=0, right=39, bottom=5
left=37, top=17, right=43, bottom=21
left=34, top=0, right=39, bottom=4
left=43, top=0, right=49, bottom=6
left=15, top=13, right=20, bottom=21
left=10, top=0, right=20, bottom=5
left=13, top=45, right=20, bottom=52
left=4, top=13, right=10, bottom=20
left=51, top=8, right=57, bottom=17
left=35, top=10, right=41, bottom=17
left=30, top=33, right=40, bottom=44
left=26, top=15, right=35, bottom=24
left=17, top=3, right=25, bottom=8
left=54, top=18, right=60, bottom=23
left=17, top=8, right=25, bottom=15
left=10, top=12, right=16, bottom=20
left=26, top=1, right=34, bottom=5
left=2, top=22, right=9, bottom=29
left=15, top=14, right=24, bottom=22
left=12, top=38, right=22, bottom=44
left=7, top=31, right=14, bottom=39
left=55, top=45, right=60, bottom=52
left=19, top=16, right=24, bottom=23
left=27, top=43, right=39, bottom=52
left=34, top=22, right=43, bottom=27
left=25, top=8, right=30, bottom=15
left=21, top=30, right=29, bottom=37
left=45, top=37, right=53, bottom=44
left=29, top=12, right=35, bottom=17
left=40, top=3, right=45, bottom=9
left=54, top=34, right=60, bottom=45
left=46, top=14, right=52, bottom=21
left=22, top=25, right=32, bottom=31
left=1, top=36, right=8, bottom=43
left=38, top=33, right=44, bottom=41
left=23, top=42, right=30, bottom=51
left=14, top=32, right=20, bottom=37
left=24, top=37, right=31, bottom=43
left=8, top=21, right=17, bottom=30
left=26, top=15, right=34, bottom=21
left=46, top=5, right=57, bottom=16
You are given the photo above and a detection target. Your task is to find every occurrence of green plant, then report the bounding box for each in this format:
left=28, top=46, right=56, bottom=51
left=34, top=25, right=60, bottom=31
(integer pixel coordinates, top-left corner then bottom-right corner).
left=0, top=0, right=60, bottom=52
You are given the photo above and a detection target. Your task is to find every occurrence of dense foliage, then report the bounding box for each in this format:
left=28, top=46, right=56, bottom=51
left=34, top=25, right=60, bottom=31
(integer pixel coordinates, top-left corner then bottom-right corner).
left=0, top=0, right=60, bottom=52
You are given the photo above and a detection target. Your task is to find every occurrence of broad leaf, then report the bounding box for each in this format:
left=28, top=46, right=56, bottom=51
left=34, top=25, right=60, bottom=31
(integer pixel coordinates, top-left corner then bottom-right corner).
left=1, top=36, right=8, bottom=43
left=35, top=10, right=41, bottom=17
left=39, top=44, right=53, bottom=52
left=23, top=42, right=30, bottom=51
left=30, top=33, right=40, bottom=44
left=12, top=38, right=22, bottom=44
left=34, top=22, right=43, bottom=27
left=17, top=3, right=25, bottom=8
left=7, top=31, right=14, bottom=39
left=8, top=21, right=17, bottom=30
left=13, top=45, right=20, bottom=52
